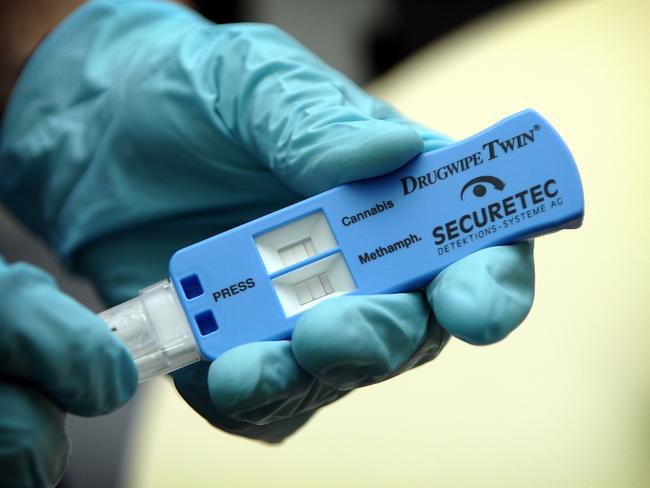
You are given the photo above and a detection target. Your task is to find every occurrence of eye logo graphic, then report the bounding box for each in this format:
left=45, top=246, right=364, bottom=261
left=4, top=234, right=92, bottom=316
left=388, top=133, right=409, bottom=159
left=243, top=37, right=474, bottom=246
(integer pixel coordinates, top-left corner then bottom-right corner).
left=460, top=175, right=506, bottom=200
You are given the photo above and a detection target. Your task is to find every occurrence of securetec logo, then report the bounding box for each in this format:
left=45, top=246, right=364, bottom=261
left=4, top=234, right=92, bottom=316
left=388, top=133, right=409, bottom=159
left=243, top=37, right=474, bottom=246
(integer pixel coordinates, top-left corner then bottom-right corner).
left=460, top=175, right=505, bottom=200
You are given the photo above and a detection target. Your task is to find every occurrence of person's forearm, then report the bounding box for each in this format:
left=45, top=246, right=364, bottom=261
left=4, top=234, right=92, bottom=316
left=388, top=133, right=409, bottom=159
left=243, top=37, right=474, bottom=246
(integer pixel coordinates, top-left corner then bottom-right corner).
left=0, top=0, right=197, bottom=115
left=0, top=0, right=85, bottom=114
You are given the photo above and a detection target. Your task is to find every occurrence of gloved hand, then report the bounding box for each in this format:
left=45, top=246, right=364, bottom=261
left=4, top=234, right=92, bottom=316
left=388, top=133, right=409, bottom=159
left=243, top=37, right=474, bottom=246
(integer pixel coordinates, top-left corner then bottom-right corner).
left=0, top=0, right=534, bottom=443
left=0, top=258, right=137, bottom=486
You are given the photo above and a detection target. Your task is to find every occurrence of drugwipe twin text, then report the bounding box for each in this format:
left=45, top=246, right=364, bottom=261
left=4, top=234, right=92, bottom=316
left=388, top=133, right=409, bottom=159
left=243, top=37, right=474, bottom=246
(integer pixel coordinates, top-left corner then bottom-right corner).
left=400, top=126, right=539, bottom=196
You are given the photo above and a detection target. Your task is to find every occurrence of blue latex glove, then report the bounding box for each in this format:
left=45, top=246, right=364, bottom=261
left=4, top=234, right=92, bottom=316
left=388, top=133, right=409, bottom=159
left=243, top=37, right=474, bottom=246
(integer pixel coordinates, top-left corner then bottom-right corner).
left=0, top=0, right=534, bottom=443
left=0, top=257, right=137, bottom=486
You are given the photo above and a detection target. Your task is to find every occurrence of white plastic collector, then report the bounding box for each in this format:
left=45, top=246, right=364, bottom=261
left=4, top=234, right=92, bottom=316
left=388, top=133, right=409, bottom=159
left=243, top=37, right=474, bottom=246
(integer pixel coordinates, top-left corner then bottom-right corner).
left=99, top=279, right=201, bottom=382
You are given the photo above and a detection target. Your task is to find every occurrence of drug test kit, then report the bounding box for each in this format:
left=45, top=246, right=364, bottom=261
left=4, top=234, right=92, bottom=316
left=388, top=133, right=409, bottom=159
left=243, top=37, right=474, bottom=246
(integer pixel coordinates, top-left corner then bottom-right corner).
left=100, top=109, right=584, bottom=381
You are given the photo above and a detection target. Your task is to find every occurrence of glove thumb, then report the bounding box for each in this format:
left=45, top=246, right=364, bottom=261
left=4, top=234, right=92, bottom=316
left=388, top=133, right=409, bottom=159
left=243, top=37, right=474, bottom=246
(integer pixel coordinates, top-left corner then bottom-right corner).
left=213, top=24, right=427, bottom=195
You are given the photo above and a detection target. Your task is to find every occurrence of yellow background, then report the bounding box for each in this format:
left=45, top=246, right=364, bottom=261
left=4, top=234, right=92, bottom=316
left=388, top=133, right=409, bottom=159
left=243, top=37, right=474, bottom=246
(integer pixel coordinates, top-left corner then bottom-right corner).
left=128, top=0, right=650, bottom=486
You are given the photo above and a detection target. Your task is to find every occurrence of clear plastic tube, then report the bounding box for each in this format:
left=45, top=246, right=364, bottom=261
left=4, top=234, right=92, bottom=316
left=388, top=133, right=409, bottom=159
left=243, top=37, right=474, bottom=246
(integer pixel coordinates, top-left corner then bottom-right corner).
left=99, top=279, right=201, bottom=382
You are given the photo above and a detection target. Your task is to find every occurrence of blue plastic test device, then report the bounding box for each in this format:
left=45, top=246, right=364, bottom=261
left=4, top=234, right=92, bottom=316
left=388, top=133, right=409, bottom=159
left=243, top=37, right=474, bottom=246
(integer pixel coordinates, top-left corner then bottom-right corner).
left=167, top=109, right=584, bottom=361
left=100, top=109, right=584, bottom=381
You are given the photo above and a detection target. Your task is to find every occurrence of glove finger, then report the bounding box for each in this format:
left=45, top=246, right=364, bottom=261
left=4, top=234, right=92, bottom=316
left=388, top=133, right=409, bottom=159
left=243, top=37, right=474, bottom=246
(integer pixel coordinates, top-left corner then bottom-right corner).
left=291, top=293, right=448, bottom=390
left=0, top=261, right=137, bottom=416
left=369, top=97, right=455, bottom=152
left=0, top=382, right=69, bottom=487
left=207, top=341, right=346, bottom=424
left=426, top=241, right=535, bottom=345
left=210, top=24, right=424, bottom=195
left=173, top=361, right=324, bottom=443
left=289, top=74, right=453, bottom=153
